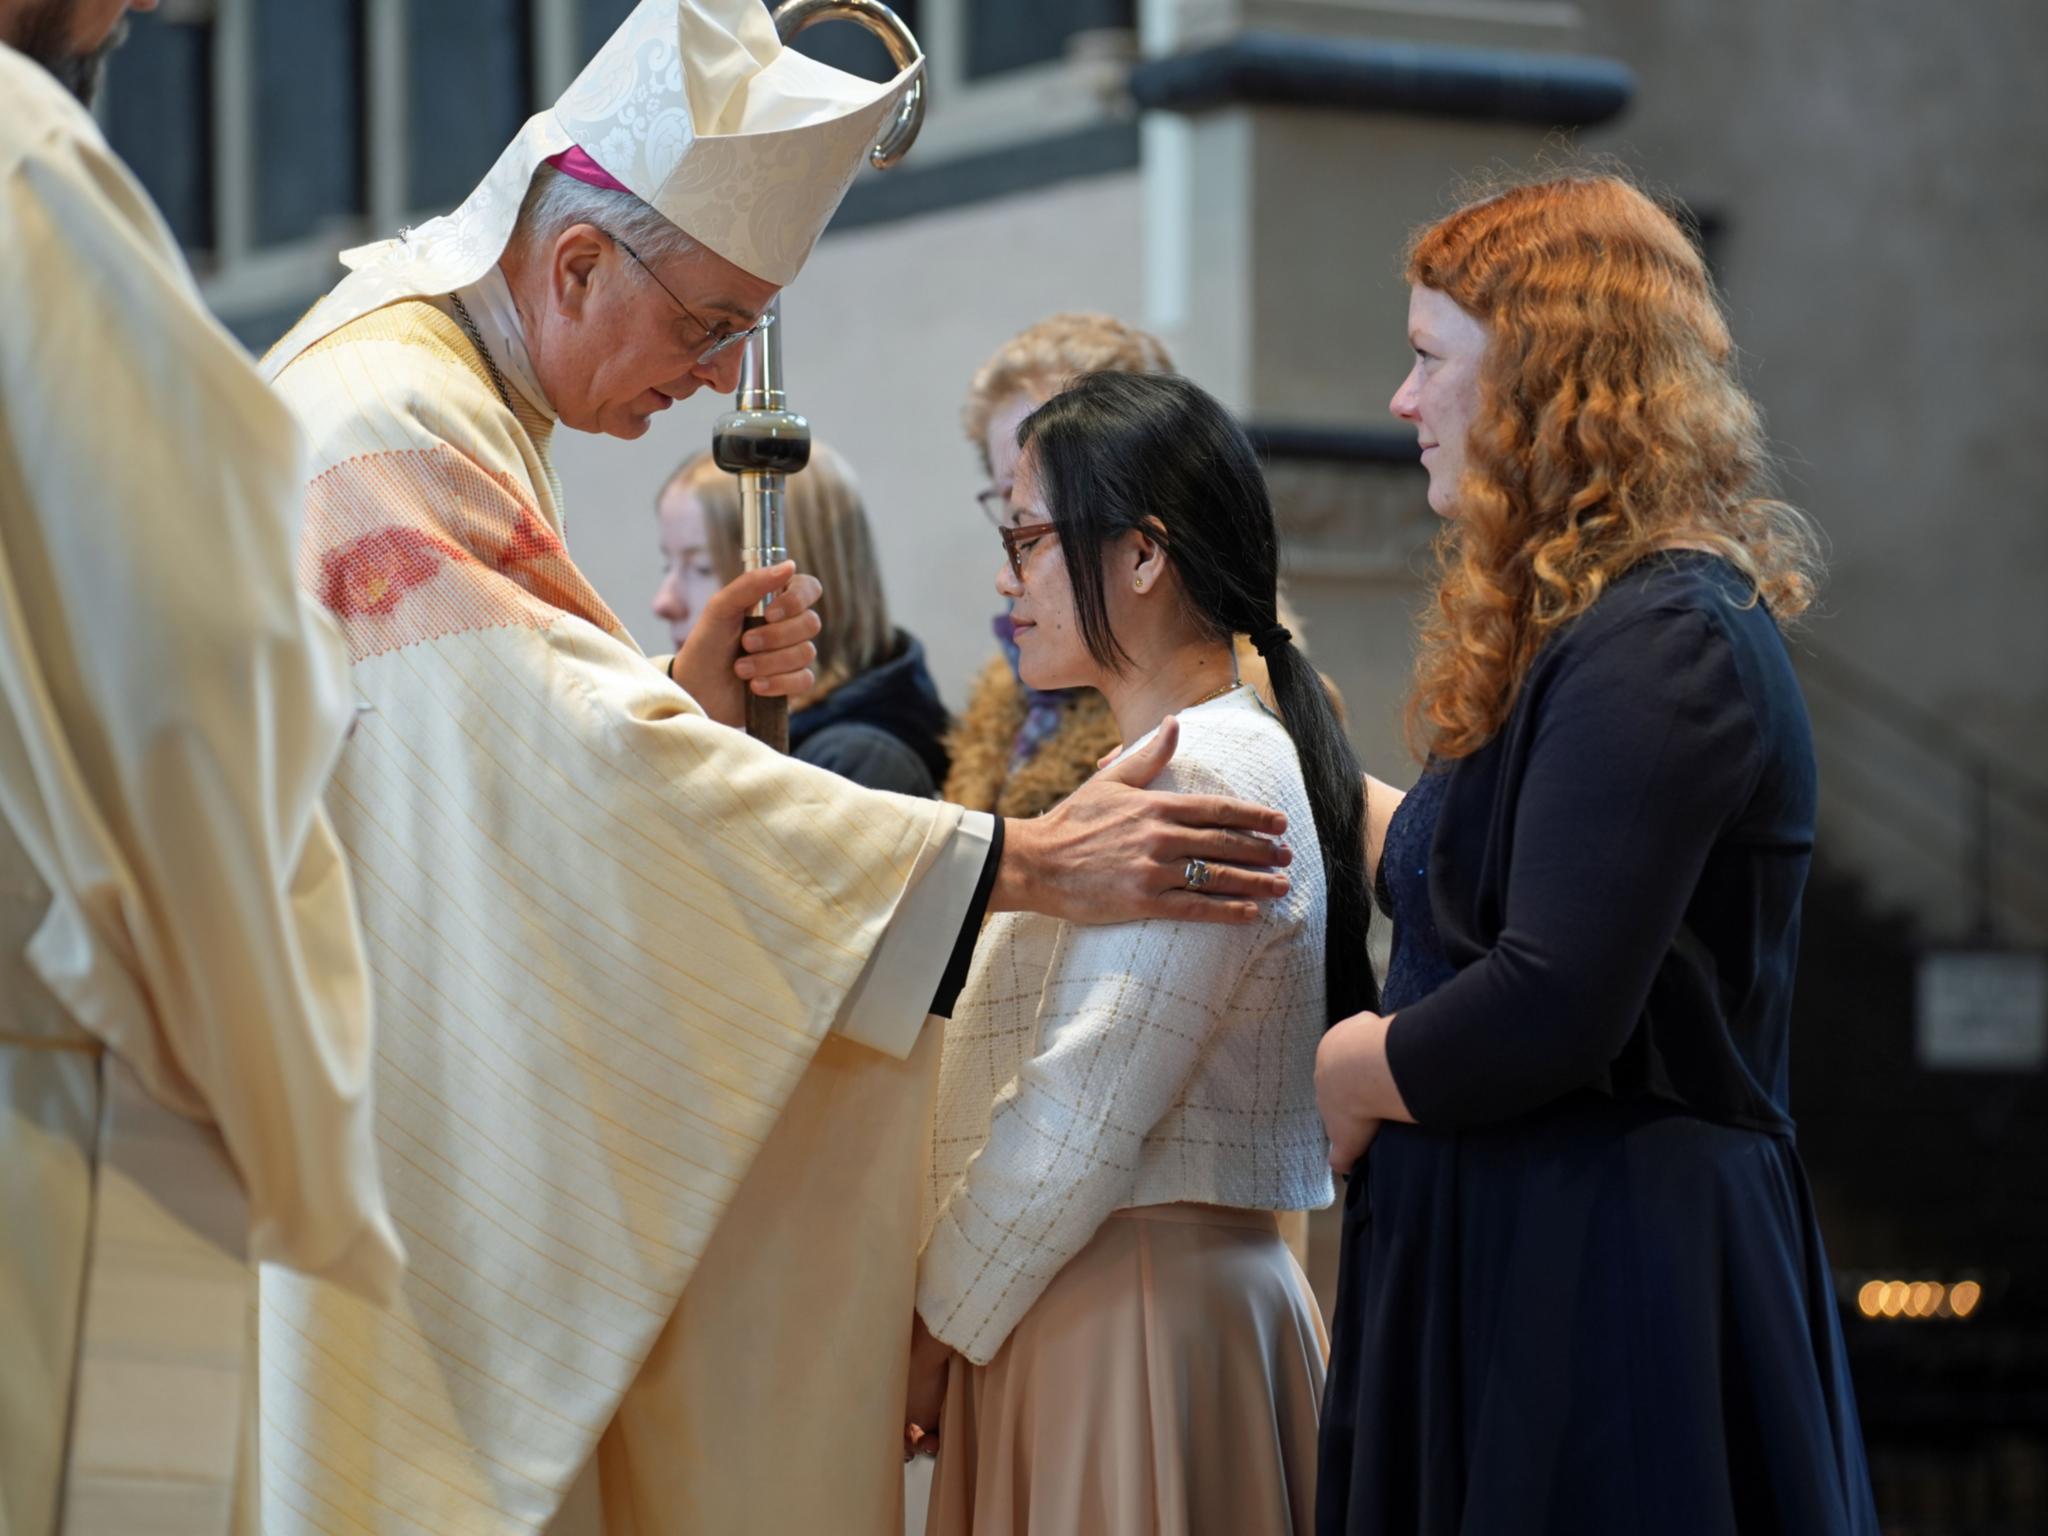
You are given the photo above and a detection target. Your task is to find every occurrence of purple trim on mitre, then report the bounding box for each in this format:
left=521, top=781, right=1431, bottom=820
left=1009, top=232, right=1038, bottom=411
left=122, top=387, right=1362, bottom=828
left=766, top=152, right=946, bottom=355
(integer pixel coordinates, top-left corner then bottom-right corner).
left=545, top=146, right=631, bottom=195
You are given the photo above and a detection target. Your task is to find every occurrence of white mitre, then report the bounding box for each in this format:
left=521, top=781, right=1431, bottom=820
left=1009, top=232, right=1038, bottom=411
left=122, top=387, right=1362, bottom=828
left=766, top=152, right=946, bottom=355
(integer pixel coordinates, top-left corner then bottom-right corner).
left=264, top=0, right=915, bottom=379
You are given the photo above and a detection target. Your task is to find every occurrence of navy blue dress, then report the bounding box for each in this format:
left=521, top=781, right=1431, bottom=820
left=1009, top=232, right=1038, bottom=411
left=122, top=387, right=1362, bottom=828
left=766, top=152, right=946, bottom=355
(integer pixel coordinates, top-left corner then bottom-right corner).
left=1317, top=555, right=1878, bottom=1535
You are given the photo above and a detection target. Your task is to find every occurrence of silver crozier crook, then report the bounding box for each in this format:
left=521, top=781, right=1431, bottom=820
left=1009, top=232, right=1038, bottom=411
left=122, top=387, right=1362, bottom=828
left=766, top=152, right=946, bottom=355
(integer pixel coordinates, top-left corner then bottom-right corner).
left=712, top=0, right=927, bottom=752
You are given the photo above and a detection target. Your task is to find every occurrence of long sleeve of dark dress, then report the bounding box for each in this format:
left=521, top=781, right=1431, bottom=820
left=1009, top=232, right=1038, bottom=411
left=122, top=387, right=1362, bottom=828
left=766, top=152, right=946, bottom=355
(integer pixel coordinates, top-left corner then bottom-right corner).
left=1385, top=559, right=1810, bottom=1134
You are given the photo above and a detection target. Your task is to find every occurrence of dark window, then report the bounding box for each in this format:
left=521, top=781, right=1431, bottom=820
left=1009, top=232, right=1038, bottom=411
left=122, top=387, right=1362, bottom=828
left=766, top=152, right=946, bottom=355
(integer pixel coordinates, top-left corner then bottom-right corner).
left=965, top=0, right=1131, bottom=80
left=580, top=1, right=919, bottom=86
left=255, top=0, right=365, bottom=245
left=785, top=0, right=919, bottom=83
left=103, top=11, right=214, bottom=254
left=409, top=0, right=534, bottom=214
left=228, top=305, right=317, bottom=358
left=579, top=0, right=641, bottom=67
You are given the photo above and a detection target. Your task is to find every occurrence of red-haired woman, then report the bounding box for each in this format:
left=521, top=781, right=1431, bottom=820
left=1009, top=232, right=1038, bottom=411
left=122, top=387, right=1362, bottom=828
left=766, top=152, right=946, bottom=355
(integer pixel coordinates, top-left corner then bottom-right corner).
left=1312, top=174, right=1878, bottom=1534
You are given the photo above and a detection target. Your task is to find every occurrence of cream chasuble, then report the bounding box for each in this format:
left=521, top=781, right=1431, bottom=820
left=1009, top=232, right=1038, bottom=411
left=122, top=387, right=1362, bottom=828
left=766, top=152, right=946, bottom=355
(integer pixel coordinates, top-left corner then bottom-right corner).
left=0, top=41, right=401, bottom=1536
left=257, top=299, right=977, bottom=1535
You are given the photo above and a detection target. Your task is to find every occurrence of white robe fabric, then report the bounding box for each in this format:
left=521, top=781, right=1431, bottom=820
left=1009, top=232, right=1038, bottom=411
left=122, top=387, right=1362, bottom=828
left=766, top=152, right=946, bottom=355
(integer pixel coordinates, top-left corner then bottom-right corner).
left=0, top=41, right=402, bottom=1536
left=257, top=295, right=989, bottom=1534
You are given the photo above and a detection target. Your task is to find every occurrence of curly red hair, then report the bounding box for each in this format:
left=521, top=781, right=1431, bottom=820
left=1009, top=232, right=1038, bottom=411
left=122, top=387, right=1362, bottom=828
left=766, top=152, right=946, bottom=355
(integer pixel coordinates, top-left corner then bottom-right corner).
left=1404, top=172, right=1821, bottom=761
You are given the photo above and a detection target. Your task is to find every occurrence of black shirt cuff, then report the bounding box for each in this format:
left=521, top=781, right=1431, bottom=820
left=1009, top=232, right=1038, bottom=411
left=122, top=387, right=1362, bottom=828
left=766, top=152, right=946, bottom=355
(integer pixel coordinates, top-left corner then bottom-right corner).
left=928, top=816, right=1003, bottom=1019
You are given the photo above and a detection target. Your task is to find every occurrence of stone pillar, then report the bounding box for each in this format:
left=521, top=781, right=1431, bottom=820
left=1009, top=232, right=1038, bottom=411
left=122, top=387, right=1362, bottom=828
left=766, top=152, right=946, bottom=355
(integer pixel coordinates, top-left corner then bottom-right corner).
left=1133, top=0, right=1632, bottom=775
left=1130, top=0, right=1633, bottom=1313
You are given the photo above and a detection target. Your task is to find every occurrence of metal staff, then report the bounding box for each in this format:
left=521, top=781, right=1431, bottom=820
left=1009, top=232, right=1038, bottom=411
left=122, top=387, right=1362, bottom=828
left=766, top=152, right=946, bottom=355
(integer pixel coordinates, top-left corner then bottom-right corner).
left=712, top=0, right=927, bottom=752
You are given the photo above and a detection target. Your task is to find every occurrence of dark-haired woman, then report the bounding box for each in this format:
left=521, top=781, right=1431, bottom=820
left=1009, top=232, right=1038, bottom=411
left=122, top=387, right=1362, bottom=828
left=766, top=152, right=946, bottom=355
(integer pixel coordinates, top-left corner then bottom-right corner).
left=1314, top=173, right=1877, bottom=1534
left=906, top=370, right=1374, bottom=1536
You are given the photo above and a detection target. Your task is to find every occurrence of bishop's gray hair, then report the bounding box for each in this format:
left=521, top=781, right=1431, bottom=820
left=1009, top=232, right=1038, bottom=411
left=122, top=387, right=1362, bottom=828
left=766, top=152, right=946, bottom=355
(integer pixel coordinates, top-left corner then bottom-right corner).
left=513, top=164, right=702, bottom=270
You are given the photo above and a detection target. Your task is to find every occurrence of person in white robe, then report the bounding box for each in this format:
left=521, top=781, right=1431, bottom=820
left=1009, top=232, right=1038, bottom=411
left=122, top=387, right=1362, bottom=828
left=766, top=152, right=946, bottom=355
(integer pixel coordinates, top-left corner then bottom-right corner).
left=0, top=7, right=405, bottom=1534
left=249, top=3, right=1295, bottom=1533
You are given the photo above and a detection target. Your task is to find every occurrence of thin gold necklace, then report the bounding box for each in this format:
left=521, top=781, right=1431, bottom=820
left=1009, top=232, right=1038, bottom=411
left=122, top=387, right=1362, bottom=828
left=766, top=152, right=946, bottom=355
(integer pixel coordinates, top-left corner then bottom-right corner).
left=1187, top=677, right=1244, bottom=710
left=1103, top=678, right=1244, bottom=771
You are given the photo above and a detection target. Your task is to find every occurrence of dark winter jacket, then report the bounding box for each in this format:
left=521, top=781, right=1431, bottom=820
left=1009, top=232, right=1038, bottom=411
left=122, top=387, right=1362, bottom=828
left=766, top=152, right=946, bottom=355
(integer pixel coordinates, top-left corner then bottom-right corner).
left=790, top=630, right=950, bottom=797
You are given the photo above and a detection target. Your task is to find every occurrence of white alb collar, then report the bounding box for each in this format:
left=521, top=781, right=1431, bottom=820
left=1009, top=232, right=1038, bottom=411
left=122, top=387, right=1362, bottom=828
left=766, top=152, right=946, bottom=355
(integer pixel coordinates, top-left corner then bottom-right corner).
left=451, top=264, right=555, bottom=421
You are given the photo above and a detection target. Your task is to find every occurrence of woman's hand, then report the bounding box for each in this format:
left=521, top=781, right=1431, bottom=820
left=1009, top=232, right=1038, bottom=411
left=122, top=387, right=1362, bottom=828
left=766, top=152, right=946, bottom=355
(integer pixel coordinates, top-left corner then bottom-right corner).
left=1315, top=1009, right=1413, bottom=1172
left=904, top=1310, right=953, bottom=1461
left=667, top=562, right=822, bottom=727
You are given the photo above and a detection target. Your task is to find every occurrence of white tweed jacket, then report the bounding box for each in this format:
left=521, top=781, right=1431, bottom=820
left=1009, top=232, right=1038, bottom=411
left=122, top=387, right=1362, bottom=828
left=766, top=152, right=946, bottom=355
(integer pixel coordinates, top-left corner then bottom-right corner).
left=917, top=688, right=1336, bottom=1364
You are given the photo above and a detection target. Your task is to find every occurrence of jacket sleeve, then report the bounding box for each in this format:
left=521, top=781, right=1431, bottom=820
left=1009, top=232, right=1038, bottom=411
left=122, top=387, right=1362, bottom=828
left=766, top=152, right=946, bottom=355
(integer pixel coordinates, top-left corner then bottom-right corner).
left=796, top=721, right=938, bottom=798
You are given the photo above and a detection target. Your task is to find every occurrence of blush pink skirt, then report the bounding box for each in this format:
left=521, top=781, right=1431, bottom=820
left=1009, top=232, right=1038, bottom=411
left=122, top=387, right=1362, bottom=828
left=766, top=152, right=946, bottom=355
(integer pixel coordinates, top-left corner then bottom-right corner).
left=926, top=1203, right=1327, bottom=1536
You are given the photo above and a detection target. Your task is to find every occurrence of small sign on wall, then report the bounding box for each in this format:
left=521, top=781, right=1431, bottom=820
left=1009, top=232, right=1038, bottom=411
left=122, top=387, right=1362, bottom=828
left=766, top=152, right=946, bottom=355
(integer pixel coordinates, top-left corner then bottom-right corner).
left=1916, top=950, right=2048, bottom=1071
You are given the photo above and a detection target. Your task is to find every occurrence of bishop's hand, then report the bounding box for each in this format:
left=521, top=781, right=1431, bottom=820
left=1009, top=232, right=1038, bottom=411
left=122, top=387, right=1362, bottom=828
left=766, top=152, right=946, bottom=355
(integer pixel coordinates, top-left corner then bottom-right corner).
left=667, top=561, right=822, bottom=728
left=993, top=716, right=1294, bottom=926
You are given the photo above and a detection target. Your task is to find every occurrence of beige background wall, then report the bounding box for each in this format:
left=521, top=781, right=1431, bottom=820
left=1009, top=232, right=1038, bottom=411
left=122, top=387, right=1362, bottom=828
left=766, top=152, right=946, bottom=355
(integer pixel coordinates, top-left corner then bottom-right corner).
left=1577, top=0, right=2048, bottom=940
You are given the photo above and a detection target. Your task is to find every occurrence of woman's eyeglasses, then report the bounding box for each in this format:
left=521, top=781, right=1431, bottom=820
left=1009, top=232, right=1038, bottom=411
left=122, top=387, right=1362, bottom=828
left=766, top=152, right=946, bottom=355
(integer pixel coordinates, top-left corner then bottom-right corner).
left=999, top=521, right=1057, bottom=582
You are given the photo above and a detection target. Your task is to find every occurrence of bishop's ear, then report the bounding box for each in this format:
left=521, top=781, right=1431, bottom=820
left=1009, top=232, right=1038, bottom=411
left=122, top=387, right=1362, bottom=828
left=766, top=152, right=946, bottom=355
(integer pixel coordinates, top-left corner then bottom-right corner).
left=551, top=224, right=609, bottom=320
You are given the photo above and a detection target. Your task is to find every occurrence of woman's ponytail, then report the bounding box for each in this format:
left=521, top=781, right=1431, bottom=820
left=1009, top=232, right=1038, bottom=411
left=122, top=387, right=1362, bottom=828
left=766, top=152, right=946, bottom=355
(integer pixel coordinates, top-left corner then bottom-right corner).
left=1254, top=626, right=1377, bottom=1023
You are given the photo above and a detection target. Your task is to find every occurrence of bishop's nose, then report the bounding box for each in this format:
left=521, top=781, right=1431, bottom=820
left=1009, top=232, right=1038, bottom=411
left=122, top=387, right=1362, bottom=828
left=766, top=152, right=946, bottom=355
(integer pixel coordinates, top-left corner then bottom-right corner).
left=694, top=346, right=747, bottom=396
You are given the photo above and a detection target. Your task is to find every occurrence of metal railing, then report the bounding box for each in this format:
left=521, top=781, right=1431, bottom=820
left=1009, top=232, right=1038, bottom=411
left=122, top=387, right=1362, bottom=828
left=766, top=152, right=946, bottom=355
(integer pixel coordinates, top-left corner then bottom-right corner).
left=1797, top=639, right=2048, bottom=946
